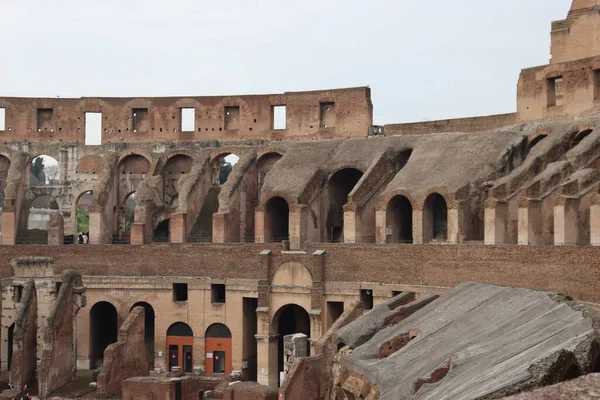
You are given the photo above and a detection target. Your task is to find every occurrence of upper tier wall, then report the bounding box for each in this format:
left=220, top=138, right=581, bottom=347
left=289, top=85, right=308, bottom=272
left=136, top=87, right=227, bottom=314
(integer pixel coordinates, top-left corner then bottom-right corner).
left=384, top=113, right=517, bottom=135
left=0, top=87, right=373, bottom=143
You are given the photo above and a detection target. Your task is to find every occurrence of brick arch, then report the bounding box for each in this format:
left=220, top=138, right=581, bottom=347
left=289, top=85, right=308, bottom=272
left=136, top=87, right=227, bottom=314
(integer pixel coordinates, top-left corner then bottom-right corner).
left=0, top=151, right=12, bottom=164
left=259, top=191, right=296, bottom=210
left=171, top=98, right=208, bottom=115
left=377, top=189, right=415, bottom=211
left=210, top=149, right=244, bottom=165
left=327, top=166, right=365, bottom=180
left=270, top=302, right=311, bottom=334
left=123, top=99, right=153, bottom=110
left=414, top=188, right=454, bottom=210
left=28, top=152, right=61, bottom=164
left=257, top=150, right=284, bottom=163
left=272, top=261, right=313, bottom=285
left=74, top=98, right=110, bottom=113
left=117, top=151, right=153, bottom=167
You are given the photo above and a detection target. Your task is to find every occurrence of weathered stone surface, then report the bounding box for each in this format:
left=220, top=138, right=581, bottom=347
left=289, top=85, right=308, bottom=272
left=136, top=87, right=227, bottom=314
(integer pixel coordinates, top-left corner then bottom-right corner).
left=503, top=373, right=600, bottom=399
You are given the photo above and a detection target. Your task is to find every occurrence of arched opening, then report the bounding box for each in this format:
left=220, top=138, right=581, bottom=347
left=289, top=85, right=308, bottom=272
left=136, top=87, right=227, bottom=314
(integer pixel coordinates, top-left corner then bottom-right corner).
left=7, top=323, right=14, bottom=371
left=423, top=193, right=448, bottom=243
left=265, top=196, right=289, bottom=243
left=153, top=219, right=170, bottom=243
left=30, top=155, right=60, bottom=187
left=187, top=188, right=219, bottom=242
left=205, top=323, right=232, bottom=375
left=526, top=134, right=547, bottom=153
left=116, top=192, right=136, bottom=244
left=572, top=129, right=593, bottom=147
left=163, top=154, right=194, bottom=207
left=274, top=304, right=310, bottom=381
left=89, top=301, right=118, bottom=370
left=326, top=168, right=363, bottom=242
left=131, top=302, right=155, bottom=369
left=0, top=155, right=11, bottom=243
left=25, top=195, right=59, bottom=244
left=118, top=154, right=150, bottom=241
left=76, top=191, right=93, bottom=244
left=257, top=153, right=282, bottom=189
left=385, top=195, right=413, bottom=243
left=212, top=153, right=239, bottom=186
left=166, top=322, right=193, bottom=373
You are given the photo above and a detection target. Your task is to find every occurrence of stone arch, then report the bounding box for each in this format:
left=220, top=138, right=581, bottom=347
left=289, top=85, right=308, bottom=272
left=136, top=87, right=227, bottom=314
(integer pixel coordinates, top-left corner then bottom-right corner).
left=423, top=192, right=448, bottom=243
left=166, top=322, right=194, bottom=373
left=162, top=154, right=194, bottom=207
left=25, top=195, right=60, bottom=244
left=210, top=151, right=240, bottom=186
left=75, top=190, right=93, bottom=241
left=325, top=168, right=364, bottom=242
left=272, top=262, right=312, bottom=287
left=572, top=128, right=594, bottom=147
left=205, top=323, right=233, bottom=375
left=526, top=131, right=548, bottom=152
left=29, top=154, right=60, bottom=187
left=130, top=302, right=155, bottom=369
left=386, top=195, right=413, bottom=243
left=76, top=155, right=103, bottom=174
left=257, top=152, right=283, bottom=189
left=271, top=304, right=310, bottom=380
left=89, top=301, right=118, bottom=369
left=265, top=196, right=289, bottom=243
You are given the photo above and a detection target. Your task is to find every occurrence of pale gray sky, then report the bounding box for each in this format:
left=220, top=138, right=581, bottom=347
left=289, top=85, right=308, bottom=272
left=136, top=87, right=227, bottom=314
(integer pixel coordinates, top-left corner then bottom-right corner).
left=1, top=1, right=570, bottom=125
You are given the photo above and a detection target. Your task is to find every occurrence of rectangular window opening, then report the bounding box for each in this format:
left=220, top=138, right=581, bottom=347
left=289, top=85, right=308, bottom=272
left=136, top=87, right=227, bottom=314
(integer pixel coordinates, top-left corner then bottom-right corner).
left=392, top=290, right=403, bottom=298
left=37, top=108, right=54, bottom=131
left=211, top=284, right=226, bottom=304
left=181, top=108, right=195, bottom=132
left=132, top=108, right=149, bottom=133
left=224, top=106, right=240, bottom=131
left=13, top=285, right=23, bottom=303
left=594, top=70, right=600, bottom=101
left=320, top=102, right=335, bottom=128
left=547, top=77, right=563, bottom=107
left=85, top=112, right=102, bottom=145
left=272, top=105, right=286, bottom=130
left=0, top=108, right=5, bottom=131
left=326, top=301, right=344, bottom=329
left=173, top=283, right=188, bottom=302
left=360, top=289, right=373, bottom=311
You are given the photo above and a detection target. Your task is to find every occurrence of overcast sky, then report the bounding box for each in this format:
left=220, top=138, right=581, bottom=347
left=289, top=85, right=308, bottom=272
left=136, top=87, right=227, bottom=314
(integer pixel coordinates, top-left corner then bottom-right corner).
left=1, top=0, right=570, bottom=125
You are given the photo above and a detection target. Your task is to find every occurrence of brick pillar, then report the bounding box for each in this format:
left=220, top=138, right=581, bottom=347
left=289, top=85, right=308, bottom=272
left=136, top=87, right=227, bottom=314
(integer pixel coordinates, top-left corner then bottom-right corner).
left=170, top=213, right=187, bottom=243
left=48, top=214, right=64, bottom=246
left=375, top=209, right=386, bottom=244
left=130, top=223, right=145, bottom=245
left=518, top=198, right=543, bottom=245
left=447, top=202, right=464, bottom=244
left=2, top=210, right=16, bottom=245
left=554, top=196, right=580, bottom=245
left=590, top=195, right=600, bottom=246
left=413, top=208, right=424, bottom=244
left=310, top=250, right=325, bottom=354
left=255, top=210, right=265, bottom=243
left=255, top=334, right=278, bottom=387
left=484, top=199, right=507, bottom=245
left=343, top=203, right=358, bottom=244
left=212, top=213, right=226, bottom=243
left=289, top=205, right=307, bottom=250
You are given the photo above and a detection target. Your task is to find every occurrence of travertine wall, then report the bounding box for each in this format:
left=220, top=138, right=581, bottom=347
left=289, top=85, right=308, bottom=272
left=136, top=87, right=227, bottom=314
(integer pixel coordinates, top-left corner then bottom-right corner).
left=551, top=1, right=600, bottom=64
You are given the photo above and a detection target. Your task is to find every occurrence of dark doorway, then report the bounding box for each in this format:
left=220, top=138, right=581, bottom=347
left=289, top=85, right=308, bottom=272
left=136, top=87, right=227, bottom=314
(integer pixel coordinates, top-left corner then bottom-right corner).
left=275, top=305, right=310, bottom=377
left=386, top=195, right=413, bottom=243
left=243, top=297, right=258, bottom=381
left=326, top=168, right=363, bottom=242
left=213, top=351, right=226, bottom=374
left=131, top=302, right=155, bottom=369
left=89, top=301, right=118, bottom=369
left=169, top=345, right=179, bottom=371
left=424, top=193, right=448, bottom=242
left=265, top=196, right=289, bottom=243
left=183, top=345, right=193, bottom=373
left=7, top=323, right=14, bottom=370
left=153, top=219, right=170, bottom=242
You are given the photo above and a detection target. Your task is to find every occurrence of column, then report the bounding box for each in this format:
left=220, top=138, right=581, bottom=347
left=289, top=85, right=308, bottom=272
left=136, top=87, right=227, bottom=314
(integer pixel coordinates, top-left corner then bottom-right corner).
left=288, top=205, right=307, bottom=250
left=375, top=209, right=387, bottom=244
left=518, top=198, right=543, bottom=245
left=2, top=210, right=16, bottom=245
left=255, top=210, right=265, bottom=243
left=211, top=213, right=226, bottom=243
left=342, top=203, right=358, bottom=244
left=130, top=223, right=145, bottom=245
left=484, top=199, right=507, bottom=245
left=170, top=213, right=187, bottom=243
left=554, top=196, right=580, bottom=245
left=255, top=334, right=279, bottom=387
left=412, top=208, right=424, bottom=244
left=446, top=202, right=464, bottom=244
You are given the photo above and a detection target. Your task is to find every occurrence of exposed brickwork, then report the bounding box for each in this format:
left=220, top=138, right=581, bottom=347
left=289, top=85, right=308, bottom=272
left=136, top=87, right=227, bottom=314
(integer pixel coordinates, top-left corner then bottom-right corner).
left=9, top=280, right=37, bottom=391
left=385, top=113, right=517, bottom=135
left=97, top=306, right=147, bottom=395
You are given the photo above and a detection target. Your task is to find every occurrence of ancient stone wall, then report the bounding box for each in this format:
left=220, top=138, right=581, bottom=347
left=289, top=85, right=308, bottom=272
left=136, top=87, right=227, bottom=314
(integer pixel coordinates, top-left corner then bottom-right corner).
left=8, top=280, right=37, bottom=390
left=0, top=87, right=372, bottom=143
left=551, top=1, right=600, bottom=64
left=384, top=113, right=517, bottom=136
left=96, top=306, right=147, bottom=395
left=37, top=270, right=86, bottom=398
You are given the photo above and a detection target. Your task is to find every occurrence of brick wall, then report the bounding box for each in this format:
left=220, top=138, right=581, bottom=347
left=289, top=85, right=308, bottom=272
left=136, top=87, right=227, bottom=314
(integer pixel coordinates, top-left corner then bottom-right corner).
left=97, top=306, right=147, bottom=395
left=384, top=113, right=517, bottom=135
left=1, top=243, right=600, bottom=303
left=9, top=280, right=37, bottom=390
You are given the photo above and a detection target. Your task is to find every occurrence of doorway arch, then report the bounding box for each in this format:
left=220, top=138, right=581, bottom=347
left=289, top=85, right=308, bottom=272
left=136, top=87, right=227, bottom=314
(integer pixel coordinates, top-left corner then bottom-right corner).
left=386, top=195, right=413, bottom=243
left=89, top=301, right=118, bottom=369
left=166, top=322, right=193, bottom=373
left=423, top=193, right=448, bottom=242
left=326, top=168, right=363, bottom=242
left=273, top=304, right=310, bottom=380
left=265, top=196, right=289, bottom=243
left=131, top=302, right=155, bottom=369
left=205, top=323, right=232, bottom=375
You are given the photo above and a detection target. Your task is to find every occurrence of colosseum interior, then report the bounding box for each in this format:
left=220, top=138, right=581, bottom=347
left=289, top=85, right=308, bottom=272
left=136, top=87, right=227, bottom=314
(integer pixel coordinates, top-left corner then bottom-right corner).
left=2, top=1, right=600, bottom=399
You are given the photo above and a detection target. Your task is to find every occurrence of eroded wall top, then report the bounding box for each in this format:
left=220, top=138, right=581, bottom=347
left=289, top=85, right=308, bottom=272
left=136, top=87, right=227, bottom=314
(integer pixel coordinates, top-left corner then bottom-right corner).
left=0, top=87, right=372, bottom=143
left=551, top=0, right=600, bottom=63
